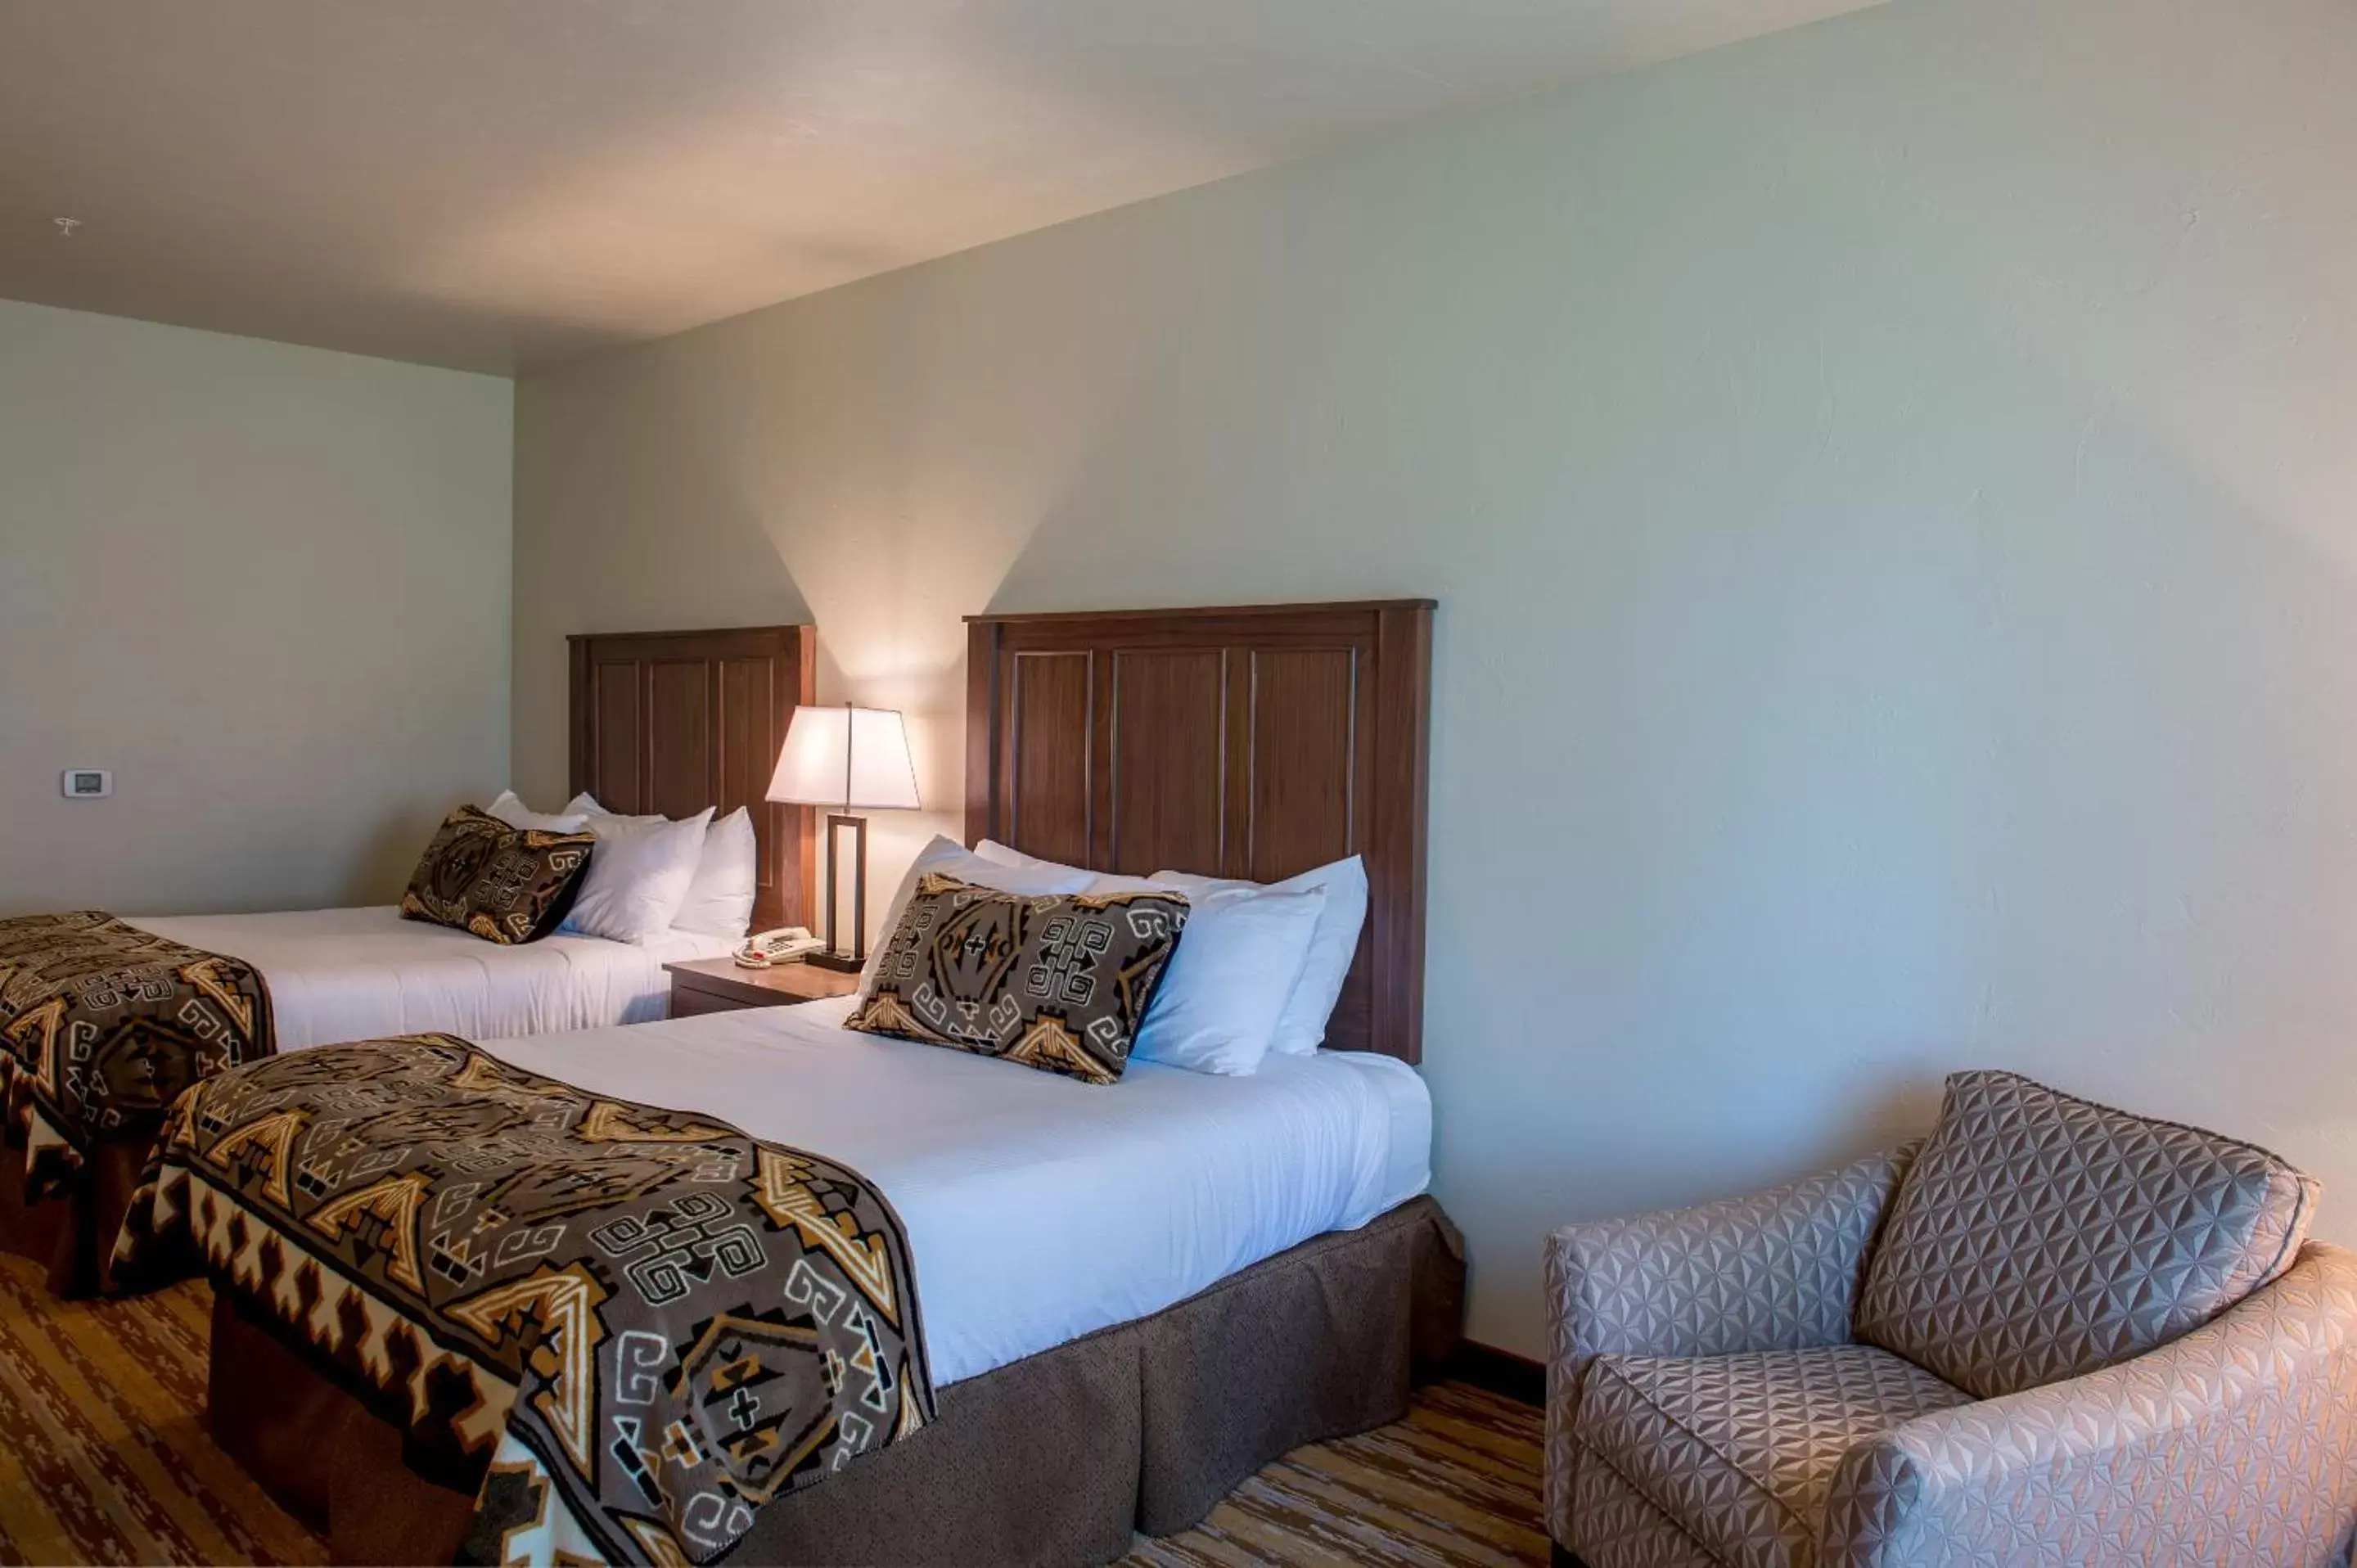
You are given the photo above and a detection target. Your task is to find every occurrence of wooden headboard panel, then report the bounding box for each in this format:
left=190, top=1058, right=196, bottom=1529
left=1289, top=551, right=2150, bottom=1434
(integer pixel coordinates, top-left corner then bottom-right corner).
left=568, top=625, right=816, bottom=932
left=965, top=601, right=1434, bottom=1063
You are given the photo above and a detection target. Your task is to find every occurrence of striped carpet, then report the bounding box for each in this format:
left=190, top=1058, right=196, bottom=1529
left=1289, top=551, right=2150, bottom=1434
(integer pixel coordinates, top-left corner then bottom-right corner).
left=0, top=1254, right=1547, bottom=1566
left=1119, top=1381, right=1547, bottom=1568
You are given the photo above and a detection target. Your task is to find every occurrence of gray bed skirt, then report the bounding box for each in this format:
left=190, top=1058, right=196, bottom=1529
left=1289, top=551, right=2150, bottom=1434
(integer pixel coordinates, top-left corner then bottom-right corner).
left=207, top=1193, right=1466, bottom=1566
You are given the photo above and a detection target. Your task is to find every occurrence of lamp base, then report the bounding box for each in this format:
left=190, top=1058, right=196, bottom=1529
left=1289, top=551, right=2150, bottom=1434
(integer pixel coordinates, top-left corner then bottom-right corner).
left=816, top=813, right=870, bottom=976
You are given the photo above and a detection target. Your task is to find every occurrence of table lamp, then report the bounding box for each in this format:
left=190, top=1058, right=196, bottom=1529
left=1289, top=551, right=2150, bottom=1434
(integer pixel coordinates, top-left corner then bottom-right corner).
left=765, top=703, right=921, bottom=971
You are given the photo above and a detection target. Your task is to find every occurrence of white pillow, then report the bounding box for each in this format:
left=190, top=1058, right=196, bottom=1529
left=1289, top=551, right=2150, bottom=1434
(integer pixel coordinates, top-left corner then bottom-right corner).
left=566, top=791, right=658, bottom=825
left=486, top=790, right=589, bottom=833
left=860, top=836, right=1096, bottom=991
left=1150, top=855, right=1368, bottom=1055
left=972, top=837, right=1044, bottom=868
left=1133, top=886, right=1326, bottom=1076
left=671, top=807, right=758, bottom=939
left=976, top=840, right=1178, bottom=897
left=972, top=839, right=1097, bottom=876
left=561, top=805, right=714, bottom=942
left=568, top=793, right=760, bottom=941
left=1083, top=871, right=1182, bottom=896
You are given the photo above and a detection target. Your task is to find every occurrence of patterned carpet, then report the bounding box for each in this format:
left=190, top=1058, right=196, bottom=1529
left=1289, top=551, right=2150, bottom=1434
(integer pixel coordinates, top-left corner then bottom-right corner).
left=0, top=1254, right=1547, bottom=1566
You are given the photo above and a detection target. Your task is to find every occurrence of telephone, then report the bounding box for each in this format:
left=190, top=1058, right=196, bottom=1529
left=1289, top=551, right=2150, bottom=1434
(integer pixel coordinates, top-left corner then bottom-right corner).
left=735, top=927, right=825, bottom=968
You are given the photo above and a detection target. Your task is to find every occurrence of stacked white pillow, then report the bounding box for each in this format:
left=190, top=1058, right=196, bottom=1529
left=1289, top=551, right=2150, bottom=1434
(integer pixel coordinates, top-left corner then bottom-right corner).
left=557, top=797, right=714, bottom=943
left=562, top=794, right=761, bottom=939
left=486, top=790, right=589, bottom=834
left=1149, top=857, right=1368, bottom=1058
left=1128, top=885, right=1325, bottom=1075
left=859, top=836, right=1097, bottom=992
left=671, top=807, right=759, bottom=938
left=970, top=840, right=1367, bottom=1075
left=484, top=790, right=753, bottom=944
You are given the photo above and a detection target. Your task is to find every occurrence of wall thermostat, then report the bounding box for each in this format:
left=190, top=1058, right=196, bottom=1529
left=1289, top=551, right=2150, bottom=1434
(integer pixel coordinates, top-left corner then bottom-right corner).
left=61, top=768, right=112, bottom=800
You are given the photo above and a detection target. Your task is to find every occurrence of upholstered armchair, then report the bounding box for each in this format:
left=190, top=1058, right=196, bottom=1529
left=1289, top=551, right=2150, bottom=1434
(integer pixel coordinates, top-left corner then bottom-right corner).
left=1544, top=1072, right=2357, bottom=1568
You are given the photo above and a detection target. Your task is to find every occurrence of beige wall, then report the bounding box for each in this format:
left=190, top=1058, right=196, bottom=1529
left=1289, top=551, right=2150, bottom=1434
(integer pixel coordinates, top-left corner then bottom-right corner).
left=1, top=300, right=512, bottom=916
left=516, top=0, right=2357, bottom=1355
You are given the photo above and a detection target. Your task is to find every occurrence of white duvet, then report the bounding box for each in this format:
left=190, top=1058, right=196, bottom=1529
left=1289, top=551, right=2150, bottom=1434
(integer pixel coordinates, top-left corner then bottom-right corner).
left=481, top=996, right=1433, bottom=1386
left=128, top=907, right=738, bottom=1051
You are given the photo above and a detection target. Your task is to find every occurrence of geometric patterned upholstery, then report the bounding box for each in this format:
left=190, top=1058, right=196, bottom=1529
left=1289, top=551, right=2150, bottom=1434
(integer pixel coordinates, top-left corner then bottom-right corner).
left=1575, top=1347, right=1971, bottom=1568
left=1571, top=1453, right=1728, bottom=1568
left=1547, top=1109, right=2357, bottom=1567
left=1548, top=1146, right=1923, bottom=1374
left=1544, top=1146, right=1922, bottom=1548
left=1855, top=1071, right=2320, bottom=1399
left=1819, top=1245, right=2357, bottom=1568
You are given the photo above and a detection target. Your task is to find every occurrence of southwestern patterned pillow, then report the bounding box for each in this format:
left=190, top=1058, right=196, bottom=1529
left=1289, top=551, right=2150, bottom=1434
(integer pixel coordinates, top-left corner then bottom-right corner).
left=399, top=805, right=595, bottom=945
left=845, top=872, right=1188, bottom=1084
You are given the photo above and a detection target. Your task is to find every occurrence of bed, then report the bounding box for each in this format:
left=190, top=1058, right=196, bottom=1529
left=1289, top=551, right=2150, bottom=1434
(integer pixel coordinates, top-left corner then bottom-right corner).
left=126, top=908, right=737, bottom=1046
left=0, top=624, right=817, bottom=1294
left=425, top=994, right=1426, bottom=1384
left=155, top=599, right=1448, bottom=1566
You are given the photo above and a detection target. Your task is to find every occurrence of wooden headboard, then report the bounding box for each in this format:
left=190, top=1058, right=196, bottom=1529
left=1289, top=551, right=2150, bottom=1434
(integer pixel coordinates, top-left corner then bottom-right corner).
left=965, top=601, right=1434, bottom=1063
left=568, top=625, right=817, bottom=931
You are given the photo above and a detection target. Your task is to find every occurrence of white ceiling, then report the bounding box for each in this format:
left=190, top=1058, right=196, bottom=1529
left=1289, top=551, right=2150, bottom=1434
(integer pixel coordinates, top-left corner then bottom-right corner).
left=0, top=0, right=1877, bottom=375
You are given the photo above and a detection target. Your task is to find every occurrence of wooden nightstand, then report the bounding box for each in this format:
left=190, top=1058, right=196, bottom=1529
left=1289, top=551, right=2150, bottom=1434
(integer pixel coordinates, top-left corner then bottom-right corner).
left=664, top=956, right=860, bottom=1017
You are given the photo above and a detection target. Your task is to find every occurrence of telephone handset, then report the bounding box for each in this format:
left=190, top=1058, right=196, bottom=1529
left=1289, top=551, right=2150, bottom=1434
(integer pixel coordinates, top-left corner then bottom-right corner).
left=735, top=926, right=825, bottom=968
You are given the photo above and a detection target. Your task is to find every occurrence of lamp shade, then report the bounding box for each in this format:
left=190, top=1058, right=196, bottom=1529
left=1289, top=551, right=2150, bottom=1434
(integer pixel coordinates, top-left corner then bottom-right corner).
left=766, top=704, right=921, bottom=810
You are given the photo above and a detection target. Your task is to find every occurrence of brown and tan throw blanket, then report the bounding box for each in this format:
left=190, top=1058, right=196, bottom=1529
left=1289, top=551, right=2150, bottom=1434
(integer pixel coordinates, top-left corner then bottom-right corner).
left=0, top=912, right=273, bottom=1201
left=116, top=1034, right=932, bottom=1566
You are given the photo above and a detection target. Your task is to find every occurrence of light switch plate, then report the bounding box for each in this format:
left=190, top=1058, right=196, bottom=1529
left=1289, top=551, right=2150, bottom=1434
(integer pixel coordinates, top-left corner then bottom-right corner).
left=61, top=768, right=112, bottom=800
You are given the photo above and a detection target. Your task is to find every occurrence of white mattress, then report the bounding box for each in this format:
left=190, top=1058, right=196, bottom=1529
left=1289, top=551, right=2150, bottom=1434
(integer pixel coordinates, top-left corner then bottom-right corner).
left=483, top=996, right=1433, bottom=1386
left=127, top=907, right=740, bottom=1052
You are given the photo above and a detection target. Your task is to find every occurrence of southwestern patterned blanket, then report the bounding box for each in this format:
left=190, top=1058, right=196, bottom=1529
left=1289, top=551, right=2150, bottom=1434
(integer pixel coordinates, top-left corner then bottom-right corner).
left=0, top=912, right=273, bottom=1200
left=115, top=1034, right=932, bottom=1566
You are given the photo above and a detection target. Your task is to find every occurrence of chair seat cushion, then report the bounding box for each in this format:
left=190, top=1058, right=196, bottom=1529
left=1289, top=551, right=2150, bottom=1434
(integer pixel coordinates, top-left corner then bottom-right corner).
left=1575, top=1345, right=1972, bottom=1568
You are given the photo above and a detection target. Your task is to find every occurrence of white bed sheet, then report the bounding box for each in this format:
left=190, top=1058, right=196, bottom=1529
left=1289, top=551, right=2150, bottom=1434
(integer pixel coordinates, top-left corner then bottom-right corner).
left=128, top=907, right=739, bottom=1052
left=484, top=995, right=1433, bottom=1386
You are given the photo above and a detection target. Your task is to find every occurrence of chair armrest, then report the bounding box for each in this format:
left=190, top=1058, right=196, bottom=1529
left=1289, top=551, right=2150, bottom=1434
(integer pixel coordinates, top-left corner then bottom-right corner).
left=1541, top=1142, right=1918, bottom=1543
left=1545, top=1142, right=1918, bottom=1374
left=1821, top=1243, right=2357, bottom=1568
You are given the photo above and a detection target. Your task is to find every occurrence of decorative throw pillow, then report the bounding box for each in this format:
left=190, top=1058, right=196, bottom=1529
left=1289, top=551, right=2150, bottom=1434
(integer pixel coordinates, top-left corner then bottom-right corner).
left=858, top=836, right=1097, bottom=990
left=399, top=806, right=595, bottom=945
left=845, top=873, right=1188, bottom=1084
left=1855, top=1070, right=2321, bottom=1399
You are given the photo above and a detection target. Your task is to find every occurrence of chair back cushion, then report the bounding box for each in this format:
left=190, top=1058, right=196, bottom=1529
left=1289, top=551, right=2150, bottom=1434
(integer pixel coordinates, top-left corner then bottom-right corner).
left=1855, top=1070, right=2319, bottom=1399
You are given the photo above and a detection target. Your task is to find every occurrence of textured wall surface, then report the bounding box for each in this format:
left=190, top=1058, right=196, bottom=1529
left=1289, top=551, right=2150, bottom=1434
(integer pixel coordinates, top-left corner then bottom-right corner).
left=515, top=0, right=2357, bottom=1354
left=1, top=300, right=513, bottom=916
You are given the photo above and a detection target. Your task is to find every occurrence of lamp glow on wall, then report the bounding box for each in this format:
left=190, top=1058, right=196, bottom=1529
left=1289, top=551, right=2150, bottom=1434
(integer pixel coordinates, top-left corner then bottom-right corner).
left=766, top=703, right=921, bottom=971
